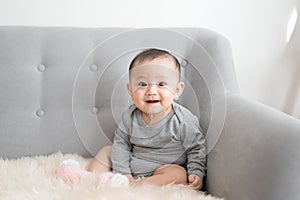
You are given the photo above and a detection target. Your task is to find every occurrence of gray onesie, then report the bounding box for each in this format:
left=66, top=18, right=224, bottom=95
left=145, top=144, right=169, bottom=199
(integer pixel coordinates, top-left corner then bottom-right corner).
left=111, top=102, right=206, bottom=178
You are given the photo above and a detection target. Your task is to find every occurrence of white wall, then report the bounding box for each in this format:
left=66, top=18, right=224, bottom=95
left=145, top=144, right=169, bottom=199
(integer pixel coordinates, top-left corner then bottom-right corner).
left=0, top=0, right=299, bottom=117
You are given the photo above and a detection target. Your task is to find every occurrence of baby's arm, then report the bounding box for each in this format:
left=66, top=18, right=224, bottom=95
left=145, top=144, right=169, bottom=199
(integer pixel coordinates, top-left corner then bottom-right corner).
left=111, top=122, right=133, bottom=176
left=181, top=116, right=206, bottom=190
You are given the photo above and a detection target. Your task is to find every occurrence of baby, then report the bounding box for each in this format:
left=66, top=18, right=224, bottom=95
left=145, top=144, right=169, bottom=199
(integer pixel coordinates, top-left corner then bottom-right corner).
left=58, top=48, right=206, bottom=190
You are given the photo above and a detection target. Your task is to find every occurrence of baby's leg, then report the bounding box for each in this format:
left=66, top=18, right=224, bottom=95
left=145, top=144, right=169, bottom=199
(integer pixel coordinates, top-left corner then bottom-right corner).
left=131, top=164, right=187, bottom=187
left=57, top=158, right=106, bottom=184
left=86, top=145, right=112, bottom=173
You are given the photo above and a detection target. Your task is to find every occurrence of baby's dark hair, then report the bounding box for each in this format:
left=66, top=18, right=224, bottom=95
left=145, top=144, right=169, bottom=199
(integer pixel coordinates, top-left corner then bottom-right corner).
left=129, top=48, right=181, bottom=77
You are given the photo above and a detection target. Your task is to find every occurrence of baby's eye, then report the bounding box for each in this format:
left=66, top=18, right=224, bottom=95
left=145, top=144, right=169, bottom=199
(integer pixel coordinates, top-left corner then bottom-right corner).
left=138, top=82, right=148, bottom=87
left=158, top=82, right=167, bottom=87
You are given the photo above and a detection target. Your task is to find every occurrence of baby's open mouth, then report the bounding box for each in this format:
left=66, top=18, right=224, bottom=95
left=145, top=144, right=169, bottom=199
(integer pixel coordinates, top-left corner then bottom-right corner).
left=146, top=100, right=160, bottom=104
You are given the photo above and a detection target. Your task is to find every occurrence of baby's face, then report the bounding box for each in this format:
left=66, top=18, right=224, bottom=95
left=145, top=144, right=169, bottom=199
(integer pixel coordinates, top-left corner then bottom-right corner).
left=127, top=57, right=184, bottom=123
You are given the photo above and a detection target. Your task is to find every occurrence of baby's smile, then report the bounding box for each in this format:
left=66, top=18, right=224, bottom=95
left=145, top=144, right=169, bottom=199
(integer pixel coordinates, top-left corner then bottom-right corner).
left=145, top=99, right=160, bottom=104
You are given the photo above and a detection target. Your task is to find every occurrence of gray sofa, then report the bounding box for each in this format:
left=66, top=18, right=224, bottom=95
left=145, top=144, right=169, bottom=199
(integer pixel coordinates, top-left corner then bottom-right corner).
left=1, top=26, right=300, bottom=200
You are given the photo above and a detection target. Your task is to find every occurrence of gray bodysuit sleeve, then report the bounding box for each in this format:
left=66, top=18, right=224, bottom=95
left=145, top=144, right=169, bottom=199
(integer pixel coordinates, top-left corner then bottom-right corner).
left=111, top=115, right=132, bottom=175
left=180, top=115, right=206, bottom=178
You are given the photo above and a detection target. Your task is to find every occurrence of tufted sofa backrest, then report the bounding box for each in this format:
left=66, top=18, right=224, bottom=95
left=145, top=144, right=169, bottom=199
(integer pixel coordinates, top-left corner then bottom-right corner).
left=0, top=27, right=238, bottom=158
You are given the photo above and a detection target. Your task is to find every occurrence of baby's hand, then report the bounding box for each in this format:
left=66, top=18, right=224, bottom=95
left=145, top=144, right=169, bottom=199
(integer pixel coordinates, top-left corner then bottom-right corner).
left=188, top=174, right=203, bottom=190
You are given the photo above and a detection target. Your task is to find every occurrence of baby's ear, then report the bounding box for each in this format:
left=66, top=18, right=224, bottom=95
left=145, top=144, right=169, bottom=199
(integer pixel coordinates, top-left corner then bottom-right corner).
left=175, top=82, right=185, bottom=99
left=126, top=83, right=133, bottom=97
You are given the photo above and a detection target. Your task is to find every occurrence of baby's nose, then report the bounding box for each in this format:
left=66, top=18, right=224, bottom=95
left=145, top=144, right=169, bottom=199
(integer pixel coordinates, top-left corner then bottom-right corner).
left=146, top=83, right=158, bottom=94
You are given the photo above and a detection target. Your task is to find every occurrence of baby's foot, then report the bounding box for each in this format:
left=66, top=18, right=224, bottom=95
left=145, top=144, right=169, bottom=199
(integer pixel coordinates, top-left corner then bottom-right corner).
left=97, top=172, right=114, bottom=187
left=96, top=172, right=129, bottom=187
left=56, top=159, right=91, bottom=183
left=109, top=173, right=129, bottom=187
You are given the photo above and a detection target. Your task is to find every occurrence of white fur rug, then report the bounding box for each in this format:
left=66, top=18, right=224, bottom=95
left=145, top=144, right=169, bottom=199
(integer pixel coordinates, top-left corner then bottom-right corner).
left=0, top=152, right=223, bottom=200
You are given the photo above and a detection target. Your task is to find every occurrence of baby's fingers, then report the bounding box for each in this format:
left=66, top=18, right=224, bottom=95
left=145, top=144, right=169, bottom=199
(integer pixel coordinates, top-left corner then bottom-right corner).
left=188, top=175, right=202, bottom=190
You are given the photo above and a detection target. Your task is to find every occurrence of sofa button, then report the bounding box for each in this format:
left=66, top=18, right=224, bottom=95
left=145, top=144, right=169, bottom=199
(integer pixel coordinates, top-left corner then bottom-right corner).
left=37, top=64, right=46, bottom=72
left=91, top=106, right=99, bottom=114
left=36, top=109, right=45, bottom=117
left=90, top=64, right=98, bottom=72
left=181, top=59, right=188, bottom=67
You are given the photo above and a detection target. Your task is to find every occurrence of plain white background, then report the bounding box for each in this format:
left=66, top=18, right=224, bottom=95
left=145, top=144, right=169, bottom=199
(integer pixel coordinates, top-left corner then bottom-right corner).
left=0, top=0, right=299, bottom=118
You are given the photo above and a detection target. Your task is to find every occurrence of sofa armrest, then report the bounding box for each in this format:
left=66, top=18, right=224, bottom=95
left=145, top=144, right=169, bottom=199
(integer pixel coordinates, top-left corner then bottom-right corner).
left=206, top=94, right=300, bottom=200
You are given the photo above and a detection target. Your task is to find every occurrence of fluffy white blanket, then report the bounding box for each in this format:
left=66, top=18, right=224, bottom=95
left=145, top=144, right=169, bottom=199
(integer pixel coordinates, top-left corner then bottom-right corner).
left=0, top=152, right=223, bottom=200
